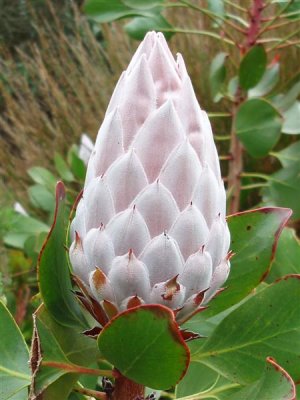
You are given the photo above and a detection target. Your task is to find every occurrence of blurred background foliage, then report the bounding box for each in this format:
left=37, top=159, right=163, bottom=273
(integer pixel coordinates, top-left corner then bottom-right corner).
left=0, top=0, right=299, bottom=345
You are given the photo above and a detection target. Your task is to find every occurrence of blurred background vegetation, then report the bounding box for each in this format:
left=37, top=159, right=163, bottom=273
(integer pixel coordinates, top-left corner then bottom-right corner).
left=0, top=0, right=299, bottom=342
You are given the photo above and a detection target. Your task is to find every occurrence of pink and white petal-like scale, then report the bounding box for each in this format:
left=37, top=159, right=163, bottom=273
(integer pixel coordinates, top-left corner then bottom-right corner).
left=69, top=31, right=230, bottom=323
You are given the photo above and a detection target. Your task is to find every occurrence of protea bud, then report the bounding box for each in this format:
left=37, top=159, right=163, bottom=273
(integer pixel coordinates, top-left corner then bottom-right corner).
left=70, top=32, right=230, bottom=324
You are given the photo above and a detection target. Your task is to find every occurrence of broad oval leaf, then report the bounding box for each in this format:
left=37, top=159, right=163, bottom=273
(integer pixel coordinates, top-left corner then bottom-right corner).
left=192, top=276, right=300, bottom=385
left=38, top=182, right=87, bottom=329
left=239, top=45, right=267, bottom=90
left=0, top=301, right=30, bottom=400
left=84, top=0, right=158, bottom=22
left=84, top=0, right=132, bottom=21
left=209, top=52, right=227, bottom=102
left=236, top=98, right=282, bottom=157
left=248, top=63, right=280, bottom=98
left=98, top=304, right=190, bottom=389
left=125, top=14, right=173, bottom=40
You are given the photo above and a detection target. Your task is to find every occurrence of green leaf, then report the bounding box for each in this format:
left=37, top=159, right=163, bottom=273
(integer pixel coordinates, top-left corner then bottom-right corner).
left=229, top=357, right=296, bottom=400
left=84, top=0, right=158, bottom=22
left=239, top=45, right=267, bottom=90
left=24, top=231, right=48, bottom=259
left=28, top=184, right=55, bottom=213
left=175, top=362, right=236, bottom=398
left=38, top=182, right=87, bottom=329
left=273, top=0, right=300, bottom=19
left=0, top=301, right=30, bottom=400
left=122, top=0, right=163, bottom=9
left=282, top=101, right=300, bottom=134
left=227, top=76, right=238, bottom=98
left=27, top=166, right=57, bottom=189
left=30, top=307, right=100, bottom=399
left=248, top=62, right=280, bottom=98
left=267, top=228, right=300, bottom=282
left=54, top=153, right=75, bottom=182
left=209, top=52, right=227, bottom=102
left=274, top=80, right=300, bottom=111
left=84, top=0, right=132, bottom=21
left=193, top=276, right=300, bottom=384
left=3, top=212, right=49, bottom=249
left=198, top=207, right=291, bottom=318
left=125, top=14, right=173, bottom=40
left=273, top=140, right=300, bottom=167
left=207, top=0, right=225, bottom=18
left=262, top=163, right=300, bottom=220
left=68, top=145, right=86, bottom=181
left=236, top=98, right=282, bottom=157
left=98, top=305, right=190, bottom=389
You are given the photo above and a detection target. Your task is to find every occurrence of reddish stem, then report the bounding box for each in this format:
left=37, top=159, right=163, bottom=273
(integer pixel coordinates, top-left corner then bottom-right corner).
left=228, top=0, right=265, bottom=213
left=245, top=0, right=265, bottom=49
left=111, top=370, right=144, bottom=400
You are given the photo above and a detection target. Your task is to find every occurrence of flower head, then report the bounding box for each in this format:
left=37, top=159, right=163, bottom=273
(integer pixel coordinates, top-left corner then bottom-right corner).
left=70, top=32, right=230, bottom=323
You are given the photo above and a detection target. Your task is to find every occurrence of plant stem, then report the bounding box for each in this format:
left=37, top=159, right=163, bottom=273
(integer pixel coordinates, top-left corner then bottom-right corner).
left=227, top=105, right=243, bottom=214
left=178, top=0, right=245, bottom=38
left=208, top=112, right=232, bottom=118
left=74, top=385, right=107, bottom=399
left=41, top=361, right=113, bottom=378
left=160, top=28, right=235, bottom=45
left=224, top=0, right=248, bottom=13
left=111, top=370, right=144, bottom=400
left=241, top=183, right=269, bottom=190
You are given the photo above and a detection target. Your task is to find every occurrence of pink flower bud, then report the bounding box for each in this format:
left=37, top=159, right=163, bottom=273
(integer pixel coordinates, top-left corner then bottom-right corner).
left=70, top=32, right=230, bottom=322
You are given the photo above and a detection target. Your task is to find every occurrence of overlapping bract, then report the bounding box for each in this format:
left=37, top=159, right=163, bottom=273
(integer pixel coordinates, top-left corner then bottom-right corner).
left=70, top=32, right=230, bottom=323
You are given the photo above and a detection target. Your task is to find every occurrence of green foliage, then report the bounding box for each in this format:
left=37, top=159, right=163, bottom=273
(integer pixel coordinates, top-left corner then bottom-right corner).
left=239, top=45, right=267, bottom=90
left=209, top=52, right=228, bottom=102
left=84, top=0, right=170, bottom=39
left=267, top=227, right=300, bottom=282
left=98, top=305, right=190, bottom=389
left=204, top=207, right=291, bottom=317
left=125, top=14, right=173, bottom=40
left=0, top=301, right=30, bottom=400
left=1, top=1, right=300, bottom=399
left=236, top=98, right=282, bottom=158
left=193, top=276, right=300, bottom=384
left=38, top=182, right=87, bottom=329
left=30, top=307, right=101, bottom=399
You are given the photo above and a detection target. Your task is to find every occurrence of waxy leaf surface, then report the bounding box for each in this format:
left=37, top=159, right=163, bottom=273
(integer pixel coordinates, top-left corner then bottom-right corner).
left=236, top=98, right=282, bottom=157
left=98, top=305, right=190, bottom=389
left=0, top=301, right=30, bottom=400
left=192, top=276, right=300, bottom=384
left=38, top=182, right=86, bottom=328
left=239, top=45, right=267, bottom=90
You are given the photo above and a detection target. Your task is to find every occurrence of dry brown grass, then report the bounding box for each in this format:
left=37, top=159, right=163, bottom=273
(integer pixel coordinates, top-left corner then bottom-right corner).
left=0, top=7, right=133, bottom=195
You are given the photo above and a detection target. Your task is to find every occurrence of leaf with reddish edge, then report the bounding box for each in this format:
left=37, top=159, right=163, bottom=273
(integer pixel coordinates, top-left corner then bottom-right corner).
left=97, top=304, right=190, bottom=390
left=229, top=357, right=296, bottom=400
left=38, top=181, right=87, bottom=329
left=197, top=207, right=292, bottom=319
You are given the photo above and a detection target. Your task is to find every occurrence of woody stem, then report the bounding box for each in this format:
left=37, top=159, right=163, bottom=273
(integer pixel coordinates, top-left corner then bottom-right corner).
left=111, top=369, right=145, bottom=400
